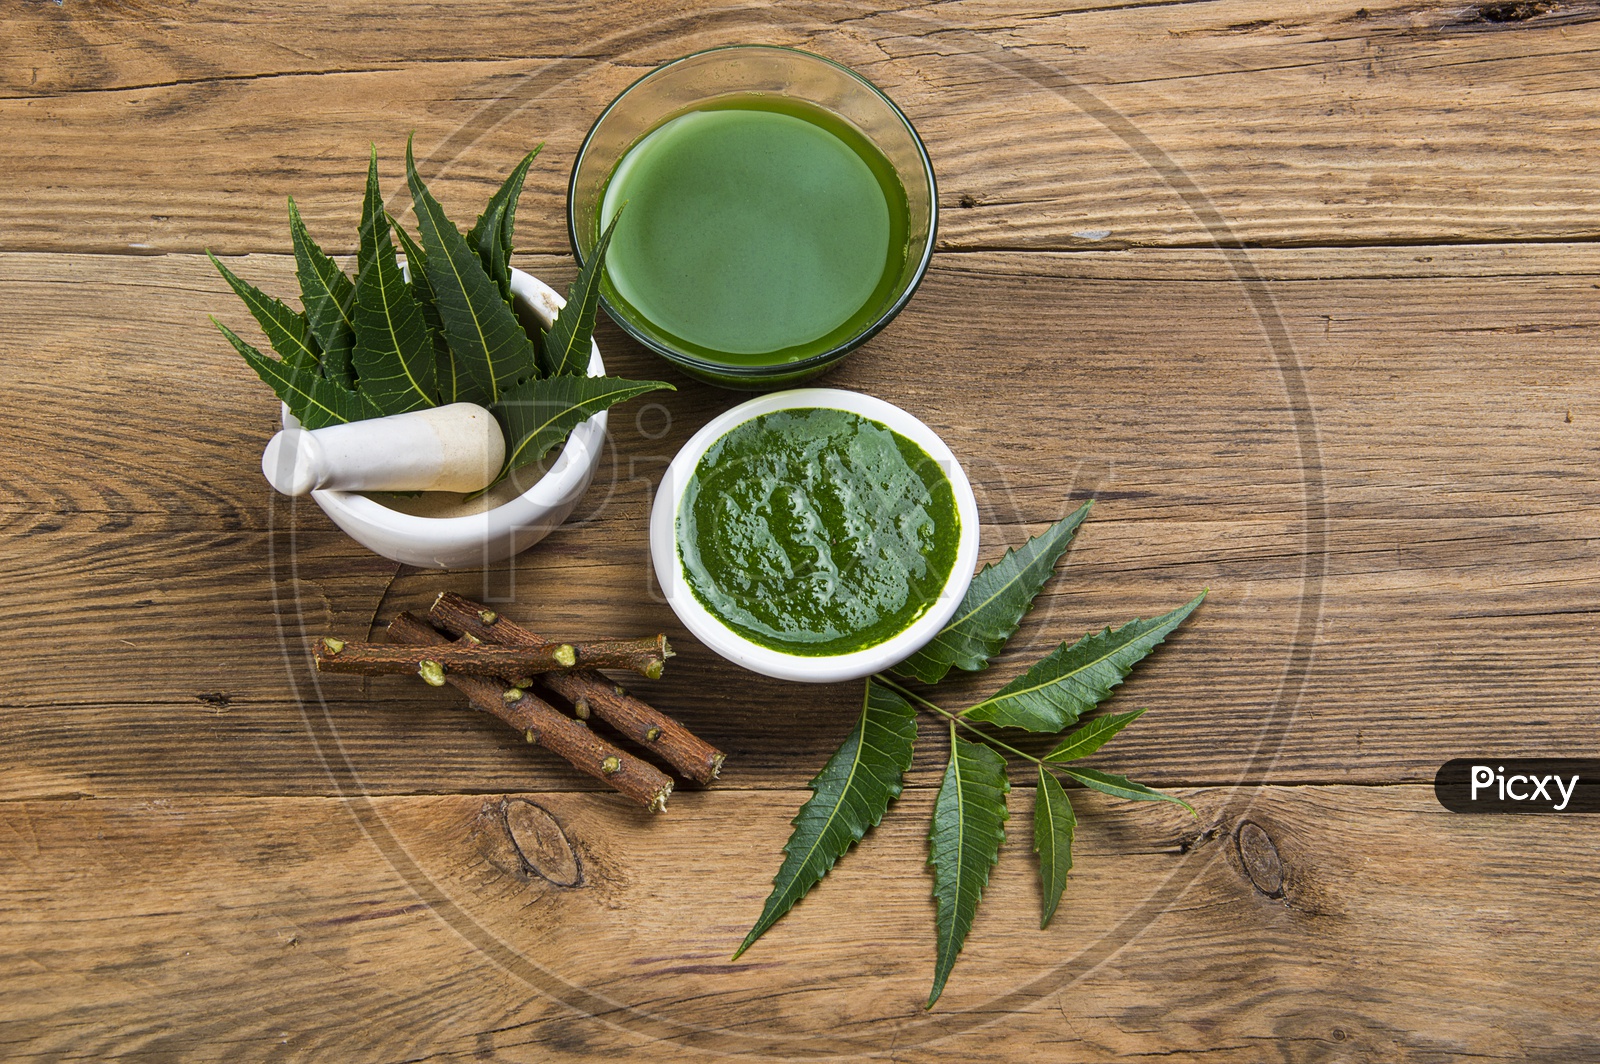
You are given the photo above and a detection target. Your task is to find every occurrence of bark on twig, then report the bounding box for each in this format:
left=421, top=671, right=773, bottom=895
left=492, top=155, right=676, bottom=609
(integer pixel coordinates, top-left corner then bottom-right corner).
left=430, top=592, right=725, bottom=785
left=314, top=634, right=672, bottom=680
left=386, top=613, right=673, bottom=812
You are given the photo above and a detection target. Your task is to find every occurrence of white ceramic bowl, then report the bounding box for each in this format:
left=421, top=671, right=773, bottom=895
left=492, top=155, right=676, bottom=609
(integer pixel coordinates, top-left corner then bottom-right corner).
left=286, top=268, right=606, bottom=569
left=651, top=388, right=980, bottom=683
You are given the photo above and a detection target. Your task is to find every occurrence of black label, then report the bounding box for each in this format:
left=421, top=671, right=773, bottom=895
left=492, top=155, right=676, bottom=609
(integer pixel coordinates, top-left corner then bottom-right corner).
left=1435, top=759, right=1600, bottom=813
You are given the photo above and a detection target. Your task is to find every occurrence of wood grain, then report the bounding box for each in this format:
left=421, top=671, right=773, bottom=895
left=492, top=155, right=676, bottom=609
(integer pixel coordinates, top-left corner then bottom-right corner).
left=4, top=785, right=1598, bottom=1060
left=3, top=246, right=1595, bottom=802
left=4, top=2, right=1600, bottom=254
left=7, top=1, right=1600, bottom=1056
left=10, top=244, right=1596, bottom=524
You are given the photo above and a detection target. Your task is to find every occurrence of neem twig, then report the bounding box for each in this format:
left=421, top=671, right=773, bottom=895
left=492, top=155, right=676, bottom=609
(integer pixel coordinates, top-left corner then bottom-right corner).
left=430, top=592, right=725, bottom=785
left=314, top=634, right=672, bottom=681
left=385, top=613, right=673, bottom=812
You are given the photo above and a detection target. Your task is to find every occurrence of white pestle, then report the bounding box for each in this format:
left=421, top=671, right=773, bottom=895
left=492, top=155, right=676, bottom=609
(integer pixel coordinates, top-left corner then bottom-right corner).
left=261, top=403, right=506, bottom=496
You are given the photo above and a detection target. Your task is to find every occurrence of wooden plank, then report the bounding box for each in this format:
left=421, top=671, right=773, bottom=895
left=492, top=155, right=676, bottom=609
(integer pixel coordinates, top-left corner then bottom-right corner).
left=3, top=785, right=1597, bottom=1059
left=7, top=4, right=1599, bottom=1052
left=7, top=244, right=1597, bottom=521
left=4, top=2, right=1600, bottom=253
left=0, top=0, right=1180, bottom=97
left=4, top=507, right=1598, bottom=797
left=2, top=245, right=1596, bottom=796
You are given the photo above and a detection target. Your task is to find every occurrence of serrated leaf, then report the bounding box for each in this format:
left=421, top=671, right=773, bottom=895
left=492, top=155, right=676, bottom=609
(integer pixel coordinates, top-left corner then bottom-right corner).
left=406, top=137, right=538, bottom=406
left=498, top=178, right=522, bottom=277
left=287, top=196, right=356, bottom=387
left=1034, top=766, right=1075, bottom=930
left=1061, top=766, right=1195, bottom=815
left=963, top=592, right=1206, bottom=733
left=467, top=146, right=538, bottom=301
left=473, top=202, right=509, bottom=298
left=353, top=147, right=383, bottom=288
left=214, top=317, right=378, bottom=429
left=207, top=251, right=320, bottom=372
left=488, top=373, right=673, bottom=486
left=1043, top=708, right=1148, bottom=763
left=391, top=220, right=457, bottom=404
left=350, top=149, right=437, bottom=415
left=896, top=501, right=1092, bottom=684
left=542, top=212, right=618, bottom=377
left=927, top=728, right=1009, bottom=1008
left=390, top=218, right=427, bottom=292
left=734, top=681, right=917, bottom=960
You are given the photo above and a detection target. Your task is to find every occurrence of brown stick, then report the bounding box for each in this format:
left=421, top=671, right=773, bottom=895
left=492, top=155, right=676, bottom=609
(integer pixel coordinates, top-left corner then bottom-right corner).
left=385, top=613, right=673, bottom=812
left=313, top=634, right=672, bottom=681
left=430, top=592, right=726, bottom=785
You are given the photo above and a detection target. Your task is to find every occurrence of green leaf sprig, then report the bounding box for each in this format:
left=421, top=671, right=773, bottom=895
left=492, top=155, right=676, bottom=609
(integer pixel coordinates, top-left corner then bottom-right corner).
left=735, top=501, right=1207, bottom=1007
left=210, top=140, right=672, bottom=488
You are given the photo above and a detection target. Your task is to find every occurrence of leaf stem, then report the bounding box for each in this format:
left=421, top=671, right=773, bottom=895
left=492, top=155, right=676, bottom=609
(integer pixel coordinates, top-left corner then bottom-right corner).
left=873, top=674, right=1045, bottom=767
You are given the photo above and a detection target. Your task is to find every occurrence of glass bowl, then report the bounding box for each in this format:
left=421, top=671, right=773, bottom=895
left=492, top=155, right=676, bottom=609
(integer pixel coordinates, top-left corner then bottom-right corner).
left=568, top=45, right=937, bottom=390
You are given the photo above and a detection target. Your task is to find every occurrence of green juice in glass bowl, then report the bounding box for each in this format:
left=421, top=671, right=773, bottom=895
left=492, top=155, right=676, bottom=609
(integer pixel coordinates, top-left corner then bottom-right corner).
left=601, top=97, right=910, bottom=368
left=569, top=46, right=937, bottom=389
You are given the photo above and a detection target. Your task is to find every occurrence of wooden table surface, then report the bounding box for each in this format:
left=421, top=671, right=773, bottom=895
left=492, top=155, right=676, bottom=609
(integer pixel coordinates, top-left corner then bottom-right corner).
left=6, top=2, right=1599, bottom=1060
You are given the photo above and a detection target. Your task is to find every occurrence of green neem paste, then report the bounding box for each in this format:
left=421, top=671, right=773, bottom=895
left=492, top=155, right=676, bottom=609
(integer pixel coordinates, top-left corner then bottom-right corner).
left=677, top=407, right=960, bottom=657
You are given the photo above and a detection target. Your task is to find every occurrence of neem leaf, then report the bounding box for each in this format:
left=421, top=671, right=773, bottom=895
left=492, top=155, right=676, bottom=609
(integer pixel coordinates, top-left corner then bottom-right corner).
left=467, top=145, right=539, bottom=301
left=473, top=202, right=510, bottom=299
left=287, top=195, right=356, bottom=387
left=734, top=680, right=917, bottom=960
left=542, top=212, right=619, bottom=378
left=963, top=592, right=1206, bottom=733
left=489, top=373, right=673, bottom=486
left=896, top=501, right=1092, bottom=684
left=927, top=728, right=1009, bottom=1008
left=391, top=220, right=457, bottom=404
left=214, top=317, right=379, bottom=429
left=353, top=149, right=382, bottom=288
left=1060, top=766, right=1195, bottom=816
left=207, top=251, right=319, bottom=372
left=1043, top=708, right=1149, bottom=763
left=350, top=148, right=437, bottom=415
left=391, top=217, right=426, bottom=290
left=406, top=137, right=538, bottom=406
left=1034, top=766, right=1075, bottom=930
left=498, top=175, right=523, bottom=282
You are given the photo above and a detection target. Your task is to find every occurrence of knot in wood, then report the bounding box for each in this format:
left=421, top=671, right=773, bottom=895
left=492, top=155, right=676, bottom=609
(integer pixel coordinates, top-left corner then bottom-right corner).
left=500, top=798, right=582, bottom=887
left=1473, top=1, right=1554, bottom=23
left=1235, top=820, right=1285, bottom=898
